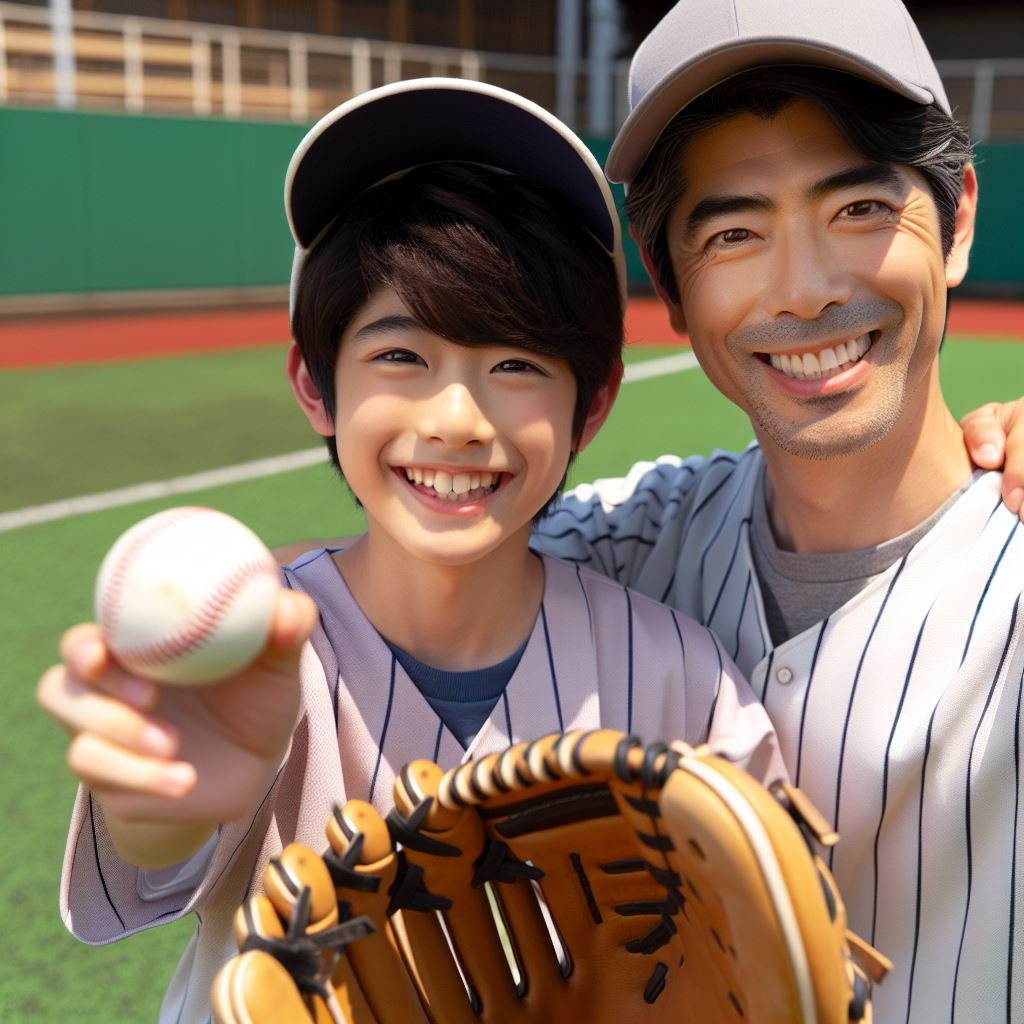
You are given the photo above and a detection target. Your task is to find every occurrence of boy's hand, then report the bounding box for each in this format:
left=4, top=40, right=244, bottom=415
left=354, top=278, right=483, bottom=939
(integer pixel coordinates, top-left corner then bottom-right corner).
left=962, top=398, right=1024, bottom=520
left=37, top=589, right=318, bottom=862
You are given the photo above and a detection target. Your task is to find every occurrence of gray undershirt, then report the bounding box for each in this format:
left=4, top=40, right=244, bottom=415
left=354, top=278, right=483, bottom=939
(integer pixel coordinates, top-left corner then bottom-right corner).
left=750, top=467, right=978, bottom=646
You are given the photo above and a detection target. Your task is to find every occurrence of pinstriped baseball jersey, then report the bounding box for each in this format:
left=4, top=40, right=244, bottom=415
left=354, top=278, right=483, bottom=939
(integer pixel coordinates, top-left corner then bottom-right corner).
left=60, top=549, right=782, bottom=1024
left=533, top=445, right=1024, bottom=1024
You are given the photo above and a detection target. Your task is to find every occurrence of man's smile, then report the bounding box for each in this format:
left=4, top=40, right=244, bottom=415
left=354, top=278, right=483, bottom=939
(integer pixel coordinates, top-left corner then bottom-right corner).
left=758, top=332, right=877, bottom=381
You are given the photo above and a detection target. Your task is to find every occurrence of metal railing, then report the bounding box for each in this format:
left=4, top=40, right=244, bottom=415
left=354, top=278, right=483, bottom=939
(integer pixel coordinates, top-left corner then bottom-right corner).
left=0, top=1, right=1021, bottom=141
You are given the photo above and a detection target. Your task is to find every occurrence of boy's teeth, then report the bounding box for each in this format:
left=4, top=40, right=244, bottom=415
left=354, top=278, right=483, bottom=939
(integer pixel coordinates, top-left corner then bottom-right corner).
left=770, top=334, right=872, bottom=380
left=403, top=467, right=499, bottom=499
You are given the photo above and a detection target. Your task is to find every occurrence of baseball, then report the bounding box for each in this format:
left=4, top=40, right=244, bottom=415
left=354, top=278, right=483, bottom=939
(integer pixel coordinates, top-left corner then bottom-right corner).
left=95, top=506, right=282, bottom=686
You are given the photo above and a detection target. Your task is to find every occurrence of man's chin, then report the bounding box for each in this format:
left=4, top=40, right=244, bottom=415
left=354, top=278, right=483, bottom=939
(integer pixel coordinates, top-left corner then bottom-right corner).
left=754, top=412, right=898, bottom=462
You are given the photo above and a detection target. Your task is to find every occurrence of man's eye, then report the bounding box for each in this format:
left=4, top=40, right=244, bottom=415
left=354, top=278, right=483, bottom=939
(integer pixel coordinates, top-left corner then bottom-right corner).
left=709, top=227, right=751, bottom=248
left=841, top=200, right=889, bottom=218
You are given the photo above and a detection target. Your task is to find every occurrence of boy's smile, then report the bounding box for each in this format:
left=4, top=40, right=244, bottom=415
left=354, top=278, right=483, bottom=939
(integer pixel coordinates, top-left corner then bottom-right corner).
left=319, top=288, right=579, bottom=566
left=396, top=466, right=505, bottom=508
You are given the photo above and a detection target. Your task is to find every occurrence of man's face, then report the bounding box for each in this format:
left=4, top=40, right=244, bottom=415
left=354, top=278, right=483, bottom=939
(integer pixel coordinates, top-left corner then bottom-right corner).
left=661, top=100, right=963, bottom=460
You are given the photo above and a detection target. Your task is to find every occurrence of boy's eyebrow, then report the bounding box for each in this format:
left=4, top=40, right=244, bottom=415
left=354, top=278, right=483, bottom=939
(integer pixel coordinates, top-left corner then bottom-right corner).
left=352, top=314, right=422, bottom=341
left=808, top=163, right=907, bottom=200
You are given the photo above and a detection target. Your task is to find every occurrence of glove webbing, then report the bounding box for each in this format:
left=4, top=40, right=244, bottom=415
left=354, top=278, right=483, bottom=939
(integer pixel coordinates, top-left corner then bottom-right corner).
left=239, top=886, right=375, bottom=1001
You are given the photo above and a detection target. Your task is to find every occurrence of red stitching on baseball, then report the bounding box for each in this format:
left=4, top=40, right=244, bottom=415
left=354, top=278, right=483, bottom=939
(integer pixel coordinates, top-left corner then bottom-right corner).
left=117, top=555, right=276, bottom=668
left=101, top=507, right=201, bottom=635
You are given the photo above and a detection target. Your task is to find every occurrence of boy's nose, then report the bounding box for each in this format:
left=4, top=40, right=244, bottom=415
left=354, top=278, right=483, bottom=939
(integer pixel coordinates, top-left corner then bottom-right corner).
left=419, top=382, right=496, bottom=448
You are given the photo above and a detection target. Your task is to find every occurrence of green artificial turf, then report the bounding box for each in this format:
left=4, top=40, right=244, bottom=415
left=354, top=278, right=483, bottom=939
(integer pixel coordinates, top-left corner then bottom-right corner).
left=2, top=334, right=1022, bottom=1020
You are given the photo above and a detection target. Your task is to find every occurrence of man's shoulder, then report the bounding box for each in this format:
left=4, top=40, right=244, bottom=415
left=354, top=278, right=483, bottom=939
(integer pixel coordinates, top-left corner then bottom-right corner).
left=562, top=444, right=759, bottom=513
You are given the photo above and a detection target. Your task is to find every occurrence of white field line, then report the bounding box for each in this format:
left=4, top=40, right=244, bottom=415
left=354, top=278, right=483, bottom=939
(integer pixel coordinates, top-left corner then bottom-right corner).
left=1, top=349, right=699, bottom=533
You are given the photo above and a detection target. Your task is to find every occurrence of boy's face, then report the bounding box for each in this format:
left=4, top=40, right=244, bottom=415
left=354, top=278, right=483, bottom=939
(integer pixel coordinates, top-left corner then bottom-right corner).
left=655, top=100, right=974, bottom=461
left=325, top=287, right=579, bottom=566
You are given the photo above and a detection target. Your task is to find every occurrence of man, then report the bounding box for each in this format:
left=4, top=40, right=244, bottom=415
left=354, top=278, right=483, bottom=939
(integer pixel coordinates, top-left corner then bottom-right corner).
left=530, top=1, right=1023, bottom=1020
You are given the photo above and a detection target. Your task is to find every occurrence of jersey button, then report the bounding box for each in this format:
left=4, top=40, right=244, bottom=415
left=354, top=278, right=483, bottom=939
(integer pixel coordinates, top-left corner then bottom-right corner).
left=775, top=666, right=794, bottom=685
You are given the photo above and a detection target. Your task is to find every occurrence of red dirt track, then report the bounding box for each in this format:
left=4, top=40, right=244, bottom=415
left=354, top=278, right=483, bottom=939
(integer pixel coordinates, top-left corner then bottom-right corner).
left=0, top=297, right=1021, bottom=370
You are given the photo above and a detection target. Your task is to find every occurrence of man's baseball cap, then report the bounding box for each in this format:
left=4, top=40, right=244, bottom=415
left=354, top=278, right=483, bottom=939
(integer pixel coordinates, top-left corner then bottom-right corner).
left=606, top=0, right=950, bottom=184
left=286, top=77, right=626, bottom=319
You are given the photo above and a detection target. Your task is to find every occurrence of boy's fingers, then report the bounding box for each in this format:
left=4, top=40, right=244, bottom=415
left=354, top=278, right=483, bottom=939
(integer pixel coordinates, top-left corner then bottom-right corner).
left=67, top=733, right=196, bottom=800
left=59, top=623, right=110, bottom=681
left=38, top=668, right=179, bottom=757
left=58, top=623, right=160, bottom=708
left=257, top=589, right=319, bottom=674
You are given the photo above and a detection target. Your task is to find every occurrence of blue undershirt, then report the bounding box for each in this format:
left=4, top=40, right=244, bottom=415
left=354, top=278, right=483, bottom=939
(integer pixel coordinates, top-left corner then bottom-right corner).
left=381, top=636, right=528, bottom=749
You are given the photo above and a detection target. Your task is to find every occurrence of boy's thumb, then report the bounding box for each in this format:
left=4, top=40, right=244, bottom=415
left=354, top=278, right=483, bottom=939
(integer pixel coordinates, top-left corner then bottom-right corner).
left=259, top=589, right=319, bottom=675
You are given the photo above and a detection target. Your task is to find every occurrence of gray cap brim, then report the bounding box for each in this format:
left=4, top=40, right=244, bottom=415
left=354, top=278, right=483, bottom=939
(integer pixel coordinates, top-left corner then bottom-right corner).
left=606, top=0, right=950, bottom=184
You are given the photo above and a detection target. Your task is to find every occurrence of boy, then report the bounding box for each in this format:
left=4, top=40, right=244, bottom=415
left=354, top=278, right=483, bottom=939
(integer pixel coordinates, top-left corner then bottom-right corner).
left=38, top=79, right=782, bottom=1023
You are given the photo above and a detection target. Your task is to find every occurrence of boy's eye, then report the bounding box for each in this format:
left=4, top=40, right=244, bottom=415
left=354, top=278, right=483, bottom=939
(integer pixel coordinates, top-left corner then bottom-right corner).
left=375, top=349, right=424, bottom=365
left=492, top=358, right=544, bottom=375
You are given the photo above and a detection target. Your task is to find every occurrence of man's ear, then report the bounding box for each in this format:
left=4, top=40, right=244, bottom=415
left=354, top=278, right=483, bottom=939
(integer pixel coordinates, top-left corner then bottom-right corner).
left=286, top=341, right=334, bottom=437
left=631, top=225, right=688, bottom=337
left=574, top=360, right=624, bottom=454
left=945, top=163, right=978, bottom=288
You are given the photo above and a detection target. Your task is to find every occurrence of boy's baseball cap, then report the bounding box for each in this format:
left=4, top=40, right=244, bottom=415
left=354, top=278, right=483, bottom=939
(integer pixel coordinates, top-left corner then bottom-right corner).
left=286, top=77, right=626, bottom=318
left=606, top=0, right=951, bottom=184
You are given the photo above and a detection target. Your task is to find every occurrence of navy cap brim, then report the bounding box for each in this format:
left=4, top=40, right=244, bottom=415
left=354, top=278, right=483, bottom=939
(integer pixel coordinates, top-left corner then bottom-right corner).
left=287, top=78, right=619, bottom=256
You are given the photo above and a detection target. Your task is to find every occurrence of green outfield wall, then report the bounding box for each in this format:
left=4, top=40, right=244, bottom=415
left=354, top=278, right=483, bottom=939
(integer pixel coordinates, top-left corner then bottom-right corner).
left=0, top=105, right=1021, bottom=300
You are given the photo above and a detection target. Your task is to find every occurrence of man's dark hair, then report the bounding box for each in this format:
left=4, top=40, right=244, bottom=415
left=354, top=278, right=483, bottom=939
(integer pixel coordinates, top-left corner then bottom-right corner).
left=626, top=66, right=974, bottom=304
left=293, top=162, right=623, bottom=486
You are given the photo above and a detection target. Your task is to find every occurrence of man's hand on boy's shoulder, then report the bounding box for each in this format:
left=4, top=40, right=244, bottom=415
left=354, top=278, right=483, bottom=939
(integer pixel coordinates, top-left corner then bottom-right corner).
left=37, top=589, right=318, bottom=869
left=961, top=398, right=1024, bottom=520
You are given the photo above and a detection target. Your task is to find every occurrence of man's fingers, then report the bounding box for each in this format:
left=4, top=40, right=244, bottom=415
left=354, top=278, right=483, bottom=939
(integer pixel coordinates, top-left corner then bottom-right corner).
left=998, top=401, right=1024, bottom=519
left=37, top=667, right=179, bottom=756
left=960, top=402, right=1005, bottom=468
left=67, top=732, right=196, bottom=801
left=960, top=399, right=1024, bottom=520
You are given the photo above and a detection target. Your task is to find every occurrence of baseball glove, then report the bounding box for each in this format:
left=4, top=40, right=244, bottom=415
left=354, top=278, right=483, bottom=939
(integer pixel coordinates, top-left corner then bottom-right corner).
left=212, top=729, right=890, bottom=1024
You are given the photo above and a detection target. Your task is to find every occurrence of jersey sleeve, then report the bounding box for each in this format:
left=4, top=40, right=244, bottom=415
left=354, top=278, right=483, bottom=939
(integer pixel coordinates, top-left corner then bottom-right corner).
left=58, top=640, right=341, bottom=949
left=531, top=453, right=721, bottom=587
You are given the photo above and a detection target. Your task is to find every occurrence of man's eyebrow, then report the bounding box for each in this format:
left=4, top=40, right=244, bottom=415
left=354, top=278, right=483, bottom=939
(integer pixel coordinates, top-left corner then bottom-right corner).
left=351, top=314, right=422, bottom=341
left=809, top=163, right=907, bottom=200
left=682, top=194, right=772, bottom=245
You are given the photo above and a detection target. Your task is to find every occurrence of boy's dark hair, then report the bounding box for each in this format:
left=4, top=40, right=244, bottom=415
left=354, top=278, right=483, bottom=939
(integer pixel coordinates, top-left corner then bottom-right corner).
left=293, top=162, right=624, bottom=485
left=626, top=66, right=974, bottom=304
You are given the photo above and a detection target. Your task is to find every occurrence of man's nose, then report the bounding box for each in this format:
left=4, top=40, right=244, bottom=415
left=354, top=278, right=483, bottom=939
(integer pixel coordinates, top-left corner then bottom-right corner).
left=764, top=224, right=854, bottom=321
left=418, top=382, right=496, bottom=448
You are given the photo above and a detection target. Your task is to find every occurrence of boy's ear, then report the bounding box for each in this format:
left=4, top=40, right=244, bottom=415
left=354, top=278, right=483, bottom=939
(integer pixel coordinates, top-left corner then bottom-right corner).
left=944, top=163, right=978, bottom=288
left=630, top=224, right=688, bottom=337
left=574, top=360, right=624, bottom=454
left=286, top=341, right=334, bottom=437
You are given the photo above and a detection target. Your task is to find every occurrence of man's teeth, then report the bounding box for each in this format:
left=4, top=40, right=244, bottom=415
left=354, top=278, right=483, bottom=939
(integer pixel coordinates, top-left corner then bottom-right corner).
left=769, top=334, right=872, bottom=380
left=403, top=468, right=499, bottom=500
